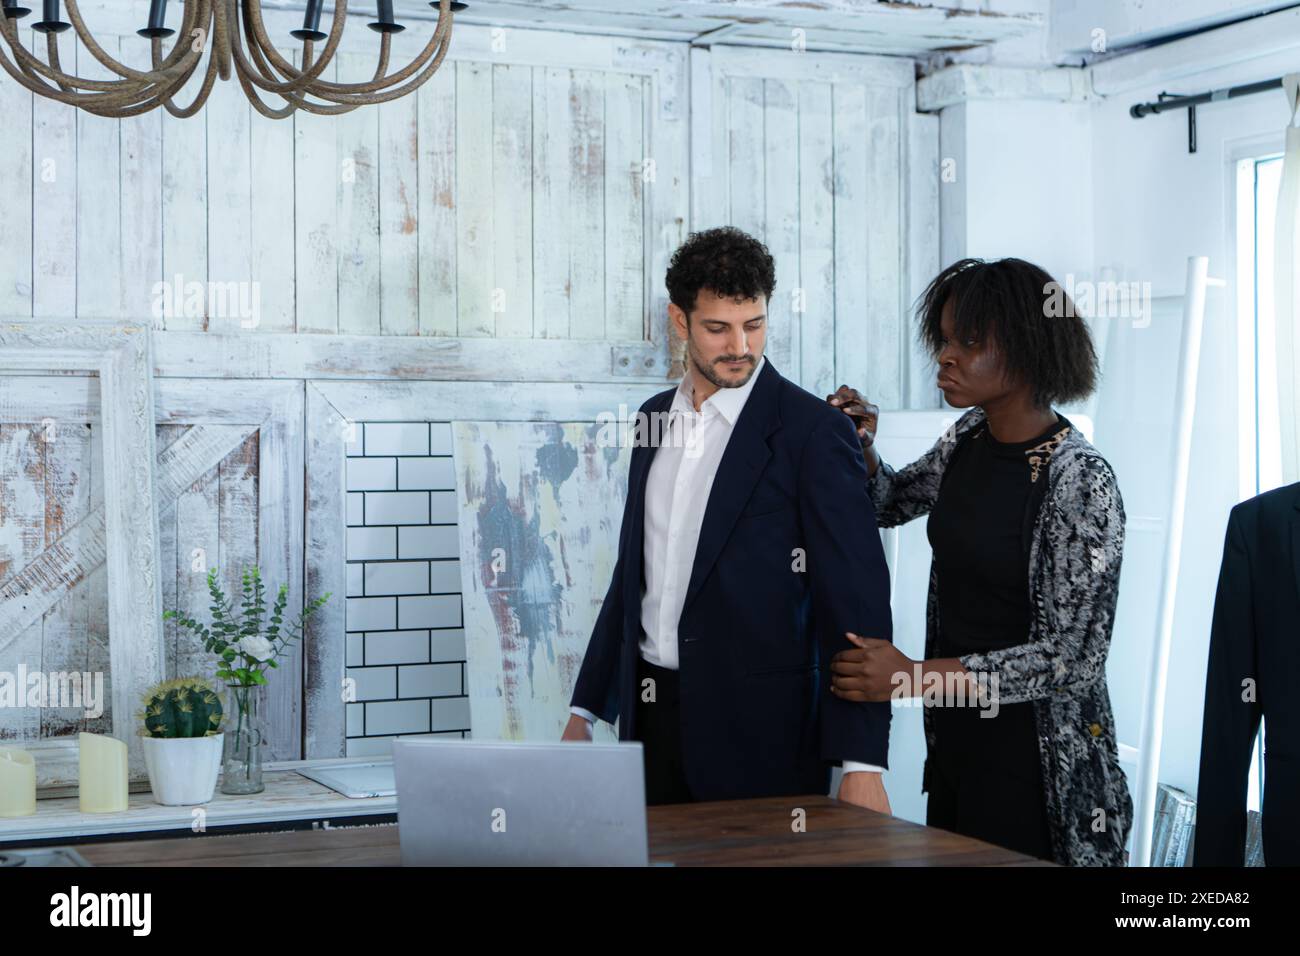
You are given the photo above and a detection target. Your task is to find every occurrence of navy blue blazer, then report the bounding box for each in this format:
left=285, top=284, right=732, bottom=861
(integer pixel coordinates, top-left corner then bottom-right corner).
left=570, top=358, right=894, bottom=800
left=1194, top=480, right=1300, bottom=866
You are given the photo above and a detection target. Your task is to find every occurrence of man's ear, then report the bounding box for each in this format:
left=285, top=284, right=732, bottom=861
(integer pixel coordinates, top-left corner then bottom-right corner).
left=669, top=303, right=689, bottom=342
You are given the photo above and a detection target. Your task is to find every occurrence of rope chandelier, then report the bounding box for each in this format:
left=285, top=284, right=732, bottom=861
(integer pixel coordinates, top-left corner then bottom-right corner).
left=0, top=0, right=468, bottom=119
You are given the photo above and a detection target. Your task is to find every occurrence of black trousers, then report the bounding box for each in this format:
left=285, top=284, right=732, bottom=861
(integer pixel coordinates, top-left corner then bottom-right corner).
left=925, top=702, right=1054, bottom=861
left=633, top=655, right=694, bottom=805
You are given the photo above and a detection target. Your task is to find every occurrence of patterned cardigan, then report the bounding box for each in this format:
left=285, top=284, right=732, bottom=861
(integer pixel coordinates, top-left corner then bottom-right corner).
left=867, top=405, right=1132, bottom=867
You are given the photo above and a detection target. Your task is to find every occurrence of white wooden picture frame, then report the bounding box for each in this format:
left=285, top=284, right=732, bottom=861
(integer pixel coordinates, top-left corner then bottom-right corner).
left=302, top=380, right=648, bottom=756
left=0, top=320, right=163, bottom=784
left=154, top=379, right=306, bottom=762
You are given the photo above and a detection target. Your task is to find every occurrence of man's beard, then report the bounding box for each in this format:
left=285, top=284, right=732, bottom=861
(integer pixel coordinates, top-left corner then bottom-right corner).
left=689, top=341, right=757, bottom=390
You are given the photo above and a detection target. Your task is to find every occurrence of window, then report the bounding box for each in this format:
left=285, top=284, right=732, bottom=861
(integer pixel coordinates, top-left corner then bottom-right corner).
left=1237, top=153, right=1285, bottom=498
left=1233, top=150, right=1284, bottom=818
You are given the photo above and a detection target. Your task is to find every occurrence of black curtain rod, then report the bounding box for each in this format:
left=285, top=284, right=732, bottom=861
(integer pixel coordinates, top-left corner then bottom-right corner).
left=1130, top=77, right=1284, bottom=118
left=1129, top=76, right=1286, bottom=153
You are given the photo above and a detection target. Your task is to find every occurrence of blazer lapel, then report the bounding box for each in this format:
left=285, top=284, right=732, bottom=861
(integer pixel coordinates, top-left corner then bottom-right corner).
left=680, top=359, right=781, bottom=614
left=622, top=389, right=675, bottom=608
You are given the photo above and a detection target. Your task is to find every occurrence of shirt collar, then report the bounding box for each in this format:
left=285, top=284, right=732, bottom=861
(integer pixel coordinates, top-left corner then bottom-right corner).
left=674, top=355, right=766, bottom=425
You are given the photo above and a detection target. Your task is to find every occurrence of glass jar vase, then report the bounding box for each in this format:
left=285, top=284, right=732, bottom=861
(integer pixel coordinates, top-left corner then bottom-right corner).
left=221, top=684, right=264, bottom=795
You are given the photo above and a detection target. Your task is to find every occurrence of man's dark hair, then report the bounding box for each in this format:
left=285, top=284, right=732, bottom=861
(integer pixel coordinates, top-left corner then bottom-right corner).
left=665, top=226, right=776, bottom=318
left=916, top=257, right=1098, bottom=408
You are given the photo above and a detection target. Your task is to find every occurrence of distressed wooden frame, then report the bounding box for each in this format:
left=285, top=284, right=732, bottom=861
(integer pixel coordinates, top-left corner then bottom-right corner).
left=0, top=321, right=162, bottom=784
left=154, top=379, right=306, bottom=762
left=151, top=332, right=677, bottom=384
left=0, top=366, right=305, bottom=781
left=302, top=379, right=651, bottom=757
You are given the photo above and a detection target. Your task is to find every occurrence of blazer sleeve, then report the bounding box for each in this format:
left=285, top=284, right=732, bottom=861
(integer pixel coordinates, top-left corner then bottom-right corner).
left=569, top=452, right=636, bottom=725
left=1192, top=506, right=1260, bottom=866
left=865, top=408, right=980, bottom=528
left=799, top=411, right=894, bottom=768
left=956, top=454, right=1125, bottom=703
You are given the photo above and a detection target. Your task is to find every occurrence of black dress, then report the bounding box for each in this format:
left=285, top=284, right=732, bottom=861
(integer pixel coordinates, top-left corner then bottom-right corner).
left=922, top=413, right=1068, bottom=861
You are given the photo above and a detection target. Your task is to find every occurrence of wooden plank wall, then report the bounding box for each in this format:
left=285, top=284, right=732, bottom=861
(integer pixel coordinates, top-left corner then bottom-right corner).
left=0, top=4, right=938, bottom=764
left=692, top=47, right=937, bottom=408
left=0, top=17, right=658, bottom=346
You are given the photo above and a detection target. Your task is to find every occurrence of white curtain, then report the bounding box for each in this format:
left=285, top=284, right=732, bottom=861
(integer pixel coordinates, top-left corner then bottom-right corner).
left=1276, top=74, right=1300, bottom=484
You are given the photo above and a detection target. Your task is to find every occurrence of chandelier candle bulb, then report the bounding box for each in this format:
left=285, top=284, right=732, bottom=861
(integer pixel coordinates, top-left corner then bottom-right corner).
left=138, top=0, right=174, bottom=40
left=2, top=1, right=33, bottom=22
left=78, top=732, right=129, bottom=814
left=292, top=0, right=326, bottom=42
left=0, top=748, right=36, bottom=818
left=32, top=0, right=67, bottom=33
left=371, top=0, right=406, bottom=34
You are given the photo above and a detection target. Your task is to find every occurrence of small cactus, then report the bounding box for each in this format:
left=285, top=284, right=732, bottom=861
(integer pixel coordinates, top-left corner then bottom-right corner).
left=138, top=677, right=225, bottom=739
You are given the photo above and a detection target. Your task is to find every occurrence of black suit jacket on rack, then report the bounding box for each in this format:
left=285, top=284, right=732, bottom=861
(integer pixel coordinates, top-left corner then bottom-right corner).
left=1193, top=481, right=1300, bottom=866
left=569, top=358, right=894, bottom=799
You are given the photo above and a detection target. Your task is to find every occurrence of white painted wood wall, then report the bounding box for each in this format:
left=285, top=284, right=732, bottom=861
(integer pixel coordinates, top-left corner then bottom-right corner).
left=0, top=4, right=940, bottom=770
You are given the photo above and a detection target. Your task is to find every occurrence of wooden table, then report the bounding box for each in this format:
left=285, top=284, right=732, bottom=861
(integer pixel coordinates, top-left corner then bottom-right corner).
left=72, top=796, right=1052, bottom=866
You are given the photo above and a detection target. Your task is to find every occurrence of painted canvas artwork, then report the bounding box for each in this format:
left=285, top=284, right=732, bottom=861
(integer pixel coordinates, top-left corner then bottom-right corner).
left=454, top=421, right=632, bottom=743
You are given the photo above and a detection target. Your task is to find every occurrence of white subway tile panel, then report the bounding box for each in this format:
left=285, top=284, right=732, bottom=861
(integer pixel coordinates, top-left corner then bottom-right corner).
left=347, top=457, right=397, bottom=491
left=346, top=597, right=396, bottom=632
left=349, top=666, right=397, bottom=701
left=364, top=422, right=430, bottom=456
left=430, top=629, right=467, bottom=662
left=365, top=630, right=430, bottom=665
left=366, top=699, right=431, bottom=736
left=399, top=594, right=462, bottom=629
left=430, top=423, right=453, bottom=456
left=398, top=525, right=460, bottom=559
left=364, top=561, right=430, bottom=596
left=398, top=662, right=462, bottom=699
left=346, top=420, right=470, bottom=744
left=431, top=696, right=472, bottom=733
left=429, top=560, right=461, bottom=593
left=397, top=457, right=456, bottom=490
left=346, top=736, right=395, bottom=757
left=348, top=526, right=396, bottom=561
left=429, top=490, right=458, bottom=523
left=365, top=491, right=430, bottom=525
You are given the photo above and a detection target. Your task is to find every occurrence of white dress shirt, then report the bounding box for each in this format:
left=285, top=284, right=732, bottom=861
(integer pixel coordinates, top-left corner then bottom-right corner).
left=572, top=355, right=882, bottom=775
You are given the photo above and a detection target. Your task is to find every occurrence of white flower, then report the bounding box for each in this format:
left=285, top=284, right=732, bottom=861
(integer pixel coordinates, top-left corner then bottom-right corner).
left=238, top=635, right=275, bottom=662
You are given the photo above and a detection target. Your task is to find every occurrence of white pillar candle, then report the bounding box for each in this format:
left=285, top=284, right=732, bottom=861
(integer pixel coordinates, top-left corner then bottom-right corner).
left=0, top=748, right=36, bottom=818
left=78, top=732, right=128, bottom=813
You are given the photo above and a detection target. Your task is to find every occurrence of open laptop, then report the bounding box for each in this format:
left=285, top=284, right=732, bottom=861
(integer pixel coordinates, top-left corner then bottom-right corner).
left=392, top=738, right=649, bottom=866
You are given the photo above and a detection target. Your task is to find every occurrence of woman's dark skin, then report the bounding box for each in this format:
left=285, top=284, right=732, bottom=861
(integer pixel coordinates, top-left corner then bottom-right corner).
left=825, top=298, right=1061, bottom=704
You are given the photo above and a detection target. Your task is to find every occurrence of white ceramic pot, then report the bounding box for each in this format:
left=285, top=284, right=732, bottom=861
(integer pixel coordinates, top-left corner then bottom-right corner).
left=142, top=734, right=224, bottom=806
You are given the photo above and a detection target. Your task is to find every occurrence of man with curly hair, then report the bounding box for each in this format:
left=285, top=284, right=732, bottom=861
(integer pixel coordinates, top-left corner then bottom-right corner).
left=563, top=226, right=894, bottom=812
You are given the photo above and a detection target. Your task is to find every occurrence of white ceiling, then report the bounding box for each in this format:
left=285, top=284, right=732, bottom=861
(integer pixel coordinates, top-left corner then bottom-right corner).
left=385, top=0, right=1044, bottom=57
left=1050, top=0, right=1300, bottom=56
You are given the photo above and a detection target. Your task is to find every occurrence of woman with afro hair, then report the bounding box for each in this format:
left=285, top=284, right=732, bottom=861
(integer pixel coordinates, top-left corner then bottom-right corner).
left=826, top=257, right=1133, bottom=866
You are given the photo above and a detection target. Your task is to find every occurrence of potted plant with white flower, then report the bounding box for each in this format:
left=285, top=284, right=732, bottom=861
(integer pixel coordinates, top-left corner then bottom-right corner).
left=164, top=567, right=331, bottom=795
left=137, top=677, right=226, bottom=805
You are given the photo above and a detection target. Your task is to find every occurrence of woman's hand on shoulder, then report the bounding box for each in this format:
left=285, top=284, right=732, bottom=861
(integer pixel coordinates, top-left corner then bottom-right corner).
left=827, top=385, right=880, bottom=470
